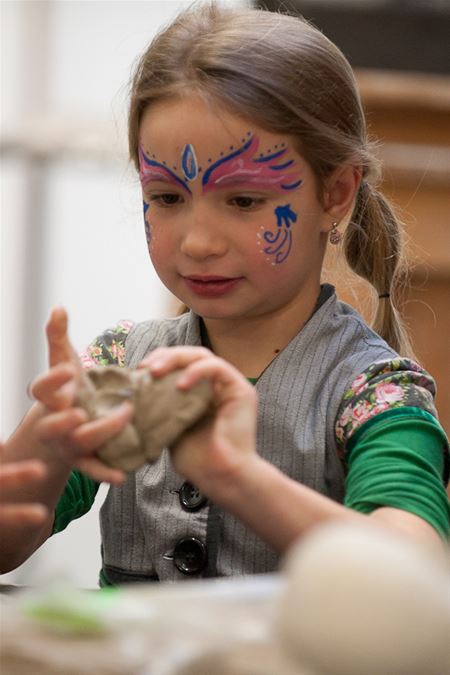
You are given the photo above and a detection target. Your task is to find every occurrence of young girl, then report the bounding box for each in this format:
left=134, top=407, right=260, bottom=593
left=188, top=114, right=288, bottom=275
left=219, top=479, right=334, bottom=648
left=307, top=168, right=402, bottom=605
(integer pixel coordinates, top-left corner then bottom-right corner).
left=2, top=4, right=448, bottom=583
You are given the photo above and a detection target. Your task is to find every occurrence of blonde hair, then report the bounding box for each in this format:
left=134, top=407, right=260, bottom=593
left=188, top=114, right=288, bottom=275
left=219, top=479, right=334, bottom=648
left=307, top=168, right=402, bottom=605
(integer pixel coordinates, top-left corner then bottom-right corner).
left=128, top=2, right=413, bottom=356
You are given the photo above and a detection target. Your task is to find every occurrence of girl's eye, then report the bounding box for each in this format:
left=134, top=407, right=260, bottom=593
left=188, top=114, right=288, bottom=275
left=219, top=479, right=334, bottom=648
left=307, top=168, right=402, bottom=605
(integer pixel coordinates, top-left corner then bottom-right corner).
left=148, top=193, right=183, bottom=207
left=229, top=195, right=265, bottom=210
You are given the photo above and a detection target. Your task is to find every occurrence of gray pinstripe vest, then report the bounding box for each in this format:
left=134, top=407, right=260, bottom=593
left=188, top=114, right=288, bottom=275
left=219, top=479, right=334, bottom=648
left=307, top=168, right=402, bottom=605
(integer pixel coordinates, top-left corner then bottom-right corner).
left=99, top=287, right=397, bottom=583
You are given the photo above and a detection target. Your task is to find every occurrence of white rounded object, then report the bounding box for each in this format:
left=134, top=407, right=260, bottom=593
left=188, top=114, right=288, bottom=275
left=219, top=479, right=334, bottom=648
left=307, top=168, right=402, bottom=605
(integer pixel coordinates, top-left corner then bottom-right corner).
left=277, top=522, right=450, bottom=675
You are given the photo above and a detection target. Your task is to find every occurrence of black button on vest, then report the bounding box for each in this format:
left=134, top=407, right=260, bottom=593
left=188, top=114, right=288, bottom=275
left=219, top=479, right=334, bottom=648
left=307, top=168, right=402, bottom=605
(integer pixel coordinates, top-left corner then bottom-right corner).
left=173, top=537, right=207, bottom=575
left=179, top=482, right=208, bottom=511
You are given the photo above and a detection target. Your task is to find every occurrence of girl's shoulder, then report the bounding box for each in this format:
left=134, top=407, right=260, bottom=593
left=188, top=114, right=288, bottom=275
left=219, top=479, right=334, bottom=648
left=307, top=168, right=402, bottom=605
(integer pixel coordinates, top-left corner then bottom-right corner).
left=80, top=319, right=135, bottom=368
left=335, top=357, right=439, bottom=451
left=79, top=312, right=200, bottom=368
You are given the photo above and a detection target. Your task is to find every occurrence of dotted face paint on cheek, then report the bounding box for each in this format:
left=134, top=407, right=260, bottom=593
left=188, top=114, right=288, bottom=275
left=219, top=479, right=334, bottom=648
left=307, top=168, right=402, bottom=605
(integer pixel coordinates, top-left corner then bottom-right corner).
left=258, top=204, right=298, bottom=265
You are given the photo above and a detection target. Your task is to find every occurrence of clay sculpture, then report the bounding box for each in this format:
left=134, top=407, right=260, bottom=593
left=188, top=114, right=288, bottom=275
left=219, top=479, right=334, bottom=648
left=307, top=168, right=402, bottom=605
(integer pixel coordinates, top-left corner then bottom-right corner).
left=76, top=366, right=213, bottom=472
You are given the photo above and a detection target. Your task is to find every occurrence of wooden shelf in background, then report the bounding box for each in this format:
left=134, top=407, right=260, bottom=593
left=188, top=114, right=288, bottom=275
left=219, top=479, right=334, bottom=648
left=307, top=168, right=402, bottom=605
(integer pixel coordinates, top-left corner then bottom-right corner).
left=339, top=70, right=450, bottom=433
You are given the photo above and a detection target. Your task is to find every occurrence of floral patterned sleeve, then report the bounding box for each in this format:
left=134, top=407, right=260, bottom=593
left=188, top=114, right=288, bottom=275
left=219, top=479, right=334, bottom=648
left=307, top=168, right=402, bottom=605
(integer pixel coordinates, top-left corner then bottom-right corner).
left=79, top=320, right=135, bottom=368
left=335, top=359, right=449, bottom=537
left=335, top=358, right=438, bottom=456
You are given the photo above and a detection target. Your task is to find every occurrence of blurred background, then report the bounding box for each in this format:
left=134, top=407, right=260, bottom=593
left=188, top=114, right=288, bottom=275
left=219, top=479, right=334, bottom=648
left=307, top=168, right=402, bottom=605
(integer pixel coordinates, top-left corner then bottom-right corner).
left=1, top=0, right=449, bottom=587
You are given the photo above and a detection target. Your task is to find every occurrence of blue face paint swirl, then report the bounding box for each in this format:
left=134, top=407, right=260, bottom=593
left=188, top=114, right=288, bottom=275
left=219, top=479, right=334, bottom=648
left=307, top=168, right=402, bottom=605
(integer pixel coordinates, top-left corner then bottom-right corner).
left=263, top=204, right=297, bottom=264
left=143, top=200, right=151, bottom=245
left=181, top=144, right=199, bottom=181
left=253, top=148, right=287, bottom=163
left=280, top=179, right=302, bottom=190
left=269, top=159, right=295, bottom=171
left=140, top=149, right=192, bottom=194
left=202, top=136, right=255, bottom=187
left=202, top=136, right=302, bottom=194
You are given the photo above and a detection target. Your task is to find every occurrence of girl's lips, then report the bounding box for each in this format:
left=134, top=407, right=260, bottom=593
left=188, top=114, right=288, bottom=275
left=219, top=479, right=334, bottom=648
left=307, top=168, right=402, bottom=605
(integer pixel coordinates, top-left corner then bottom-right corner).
left=182, top=275, right=243, bottom=297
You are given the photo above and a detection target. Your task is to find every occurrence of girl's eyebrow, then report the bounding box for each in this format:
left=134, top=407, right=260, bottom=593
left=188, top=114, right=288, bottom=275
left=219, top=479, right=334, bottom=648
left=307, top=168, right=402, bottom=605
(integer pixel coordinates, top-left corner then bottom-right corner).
left=141, top=171, right=180, bottom=185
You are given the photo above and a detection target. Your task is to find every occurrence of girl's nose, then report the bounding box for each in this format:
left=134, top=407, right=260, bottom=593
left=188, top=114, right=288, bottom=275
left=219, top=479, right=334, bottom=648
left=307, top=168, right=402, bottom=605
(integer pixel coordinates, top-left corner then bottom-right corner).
left=180, top=205, right=228, bottom=260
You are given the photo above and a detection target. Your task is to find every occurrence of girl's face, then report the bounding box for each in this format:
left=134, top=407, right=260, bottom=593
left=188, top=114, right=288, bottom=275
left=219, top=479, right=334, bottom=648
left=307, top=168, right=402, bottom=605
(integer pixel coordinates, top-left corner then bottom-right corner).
left=139, top=96, right=330, bottom=323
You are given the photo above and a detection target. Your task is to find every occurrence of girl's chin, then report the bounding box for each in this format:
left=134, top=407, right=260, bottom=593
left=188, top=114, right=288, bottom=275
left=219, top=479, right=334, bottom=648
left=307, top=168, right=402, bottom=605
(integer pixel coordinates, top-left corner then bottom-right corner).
left=181, top=298, right=245, bottom=321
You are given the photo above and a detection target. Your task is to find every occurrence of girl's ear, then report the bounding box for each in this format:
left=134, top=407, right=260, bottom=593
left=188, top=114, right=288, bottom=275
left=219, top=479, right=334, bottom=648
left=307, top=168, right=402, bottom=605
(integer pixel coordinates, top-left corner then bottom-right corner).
left=321, top=164, right=361, bottom=230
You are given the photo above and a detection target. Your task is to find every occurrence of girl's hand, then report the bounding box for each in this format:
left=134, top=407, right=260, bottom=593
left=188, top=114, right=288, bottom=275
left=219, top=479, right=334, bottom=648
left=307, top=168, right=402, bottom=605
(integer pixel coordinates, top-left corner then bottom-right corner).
left=30, top=308, right=132, bottom=484
left=140, top=347, right=258, bottom=493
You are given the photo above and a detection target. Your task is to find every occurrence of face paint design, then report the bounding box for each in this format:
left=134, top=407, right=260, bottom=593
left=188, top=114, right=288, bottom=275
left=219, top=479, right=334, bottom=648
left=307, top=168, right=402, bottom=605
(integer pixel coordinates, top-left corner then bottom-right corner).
left=259, top=204, right=297, bottom=265
left=139, top=135, right=302, bottom=195
left=139, top=147, right=191, bottom=194
left=140, top=138, right=302, bottom=264
left=143, top=200, right=151, bottom=246
left=202, top=136, right=302, bottom=194
left=181, top=143, right=199, bottom=181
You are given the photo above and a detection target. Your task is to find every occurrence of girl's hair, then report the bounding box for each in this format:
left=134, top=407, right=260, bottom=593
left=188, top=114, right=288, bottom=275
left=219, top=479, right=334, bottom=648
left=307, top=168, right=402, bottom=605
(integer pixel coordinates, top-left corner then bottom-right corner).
left=128, top=2, right=414, bottom=357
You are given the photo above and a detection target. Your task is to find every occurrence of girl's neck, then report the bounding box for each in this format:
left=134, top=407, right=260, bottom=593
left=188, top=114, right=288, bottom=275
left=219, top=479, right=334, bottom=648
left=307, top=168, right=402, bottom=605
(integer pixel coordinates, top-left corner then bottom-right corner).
left=202, top=283, right=323, bottom=378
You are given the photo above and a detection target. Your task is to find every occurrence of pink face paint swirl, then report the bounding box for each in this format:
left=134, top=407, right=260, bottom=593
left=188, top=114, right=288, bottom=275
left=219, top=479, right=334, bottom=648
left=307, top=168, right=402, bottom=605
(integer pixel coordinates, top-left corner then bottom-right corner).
left=202, top=136, right=302, bottom=194
left=139, top=147, right=191, bottom=193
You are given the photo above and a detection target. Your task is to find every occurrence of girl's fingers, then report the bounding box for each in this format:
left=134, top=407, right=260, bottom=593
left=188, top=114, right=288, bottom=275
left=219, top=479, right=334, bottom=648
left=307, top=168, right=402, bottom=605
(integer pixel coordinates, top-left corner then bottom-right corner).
left=176, top=356, right=255, bottom=402
left=140, top=346, right=212, bottom=376
left=35, top=407, right=89, bottom=441
left=31, top=363, right=78, bottom=410
left=73, top=456, right=125, bottom=485
left=142, top=347, right=255, bottom=410
left=46, top=307, right=80, bottom=369
left=68, top=402, right=134, bottom=451
left=0, top=460, right=47, bottom=488
left=0, top=503, right=48, bottom=526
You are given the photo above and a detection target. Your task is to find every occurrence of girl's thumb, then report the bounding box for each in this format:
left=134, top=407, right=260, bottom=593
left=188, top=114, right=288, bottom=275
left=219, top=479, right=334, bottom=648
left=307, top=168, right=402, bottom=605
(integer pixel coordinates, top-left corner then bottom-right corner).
left=46, top=307, right=78, bottom=367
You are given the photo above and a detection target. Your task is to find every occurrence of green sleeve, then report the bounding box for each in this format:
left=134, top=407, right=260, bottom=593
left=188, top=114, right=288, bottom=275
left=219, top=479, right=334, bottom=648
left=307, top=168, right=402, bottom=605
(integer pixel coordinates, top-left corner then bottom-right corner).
left=344, top=408, right=450, bottom=540
left=53, top=471, right=100, bottom=534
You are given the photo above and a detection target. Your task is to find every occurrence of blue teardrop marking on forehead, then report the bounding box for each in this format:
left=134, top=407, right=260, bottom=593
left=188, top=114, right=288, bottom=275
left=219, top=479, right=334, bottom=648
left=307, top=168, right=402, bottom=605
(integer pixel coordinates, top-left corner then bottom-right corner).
left=181, top=144, right=199, bottom=182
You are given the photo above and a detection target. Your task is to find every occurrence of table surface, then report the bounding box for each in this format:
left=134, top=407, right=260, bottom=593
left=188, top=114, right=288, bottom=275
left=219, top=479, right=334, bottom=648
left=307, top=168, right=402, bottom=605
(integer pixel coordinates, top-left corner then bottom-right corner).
left=0, top=573, right=309, bottom=675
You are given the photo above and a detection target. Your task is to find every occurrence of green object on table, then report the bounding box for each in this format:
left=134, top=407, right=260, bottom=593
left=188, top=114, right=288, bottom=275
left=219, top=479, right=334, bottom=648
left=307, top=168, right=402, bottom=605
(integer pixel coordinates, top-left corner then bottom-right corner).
left=22, top=585, right=121, bottom=635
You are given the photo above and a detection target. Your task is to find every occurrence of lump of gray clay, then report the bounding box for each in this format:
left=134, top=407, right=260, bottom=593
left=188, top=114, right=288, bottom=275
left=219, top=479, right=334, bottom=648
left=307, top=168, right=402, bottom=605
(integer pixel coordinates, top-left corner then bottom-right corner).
left=76, top=366, right=213, bottom=472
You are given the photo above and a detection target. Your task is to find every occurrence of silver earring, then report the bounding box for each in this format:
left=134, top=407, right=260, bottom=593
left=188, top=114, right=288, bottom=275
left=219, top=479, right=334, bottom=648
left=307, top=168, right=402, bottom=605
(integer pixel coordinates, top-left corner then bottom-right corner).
left=329, top=221, right=342, bottom=245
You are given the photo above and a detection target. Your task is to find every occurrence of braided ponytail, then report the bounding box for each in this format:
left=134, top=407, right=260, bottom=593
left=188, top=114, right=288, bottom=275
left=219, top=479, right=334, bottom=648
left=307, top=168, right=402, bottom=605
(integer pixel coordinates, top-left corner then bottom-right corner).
left=344, top=181, right=415, bottom=358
